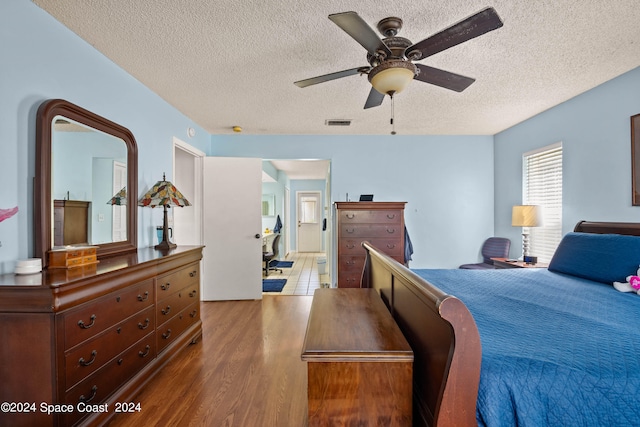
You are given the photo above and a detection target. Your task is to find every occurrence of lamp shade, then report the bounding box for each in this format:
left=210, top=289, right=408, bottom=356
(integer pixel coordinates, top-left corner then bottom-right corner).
left=107, top=187, right=127, bottom=205
left=138, top=174, right=191, bottom=208
left=368, top=60, right=416, bottom=95
left=138, top=174, right=191, bottom=251
left=512, top=205, right=542, bottom=227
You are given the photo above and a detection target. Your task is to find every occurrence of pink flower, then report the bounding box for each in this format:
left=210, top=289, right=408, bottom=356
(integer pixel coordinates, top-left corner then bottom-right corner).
left=0, top=206, right=18, bottom=222
left=630, top=276, right=640, bottom=290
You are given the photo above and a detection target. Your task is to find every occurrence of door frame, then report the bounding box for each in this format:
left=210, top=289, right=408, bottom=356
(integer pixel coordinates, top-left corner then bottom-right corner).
left=172, top=137, right=205, bottom=246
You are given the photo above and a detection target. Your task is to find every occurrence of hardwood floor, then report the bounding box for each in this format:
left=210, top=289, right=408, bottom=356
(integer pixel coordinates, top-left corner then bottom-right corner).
left=107, top=296, right=313, bottom=427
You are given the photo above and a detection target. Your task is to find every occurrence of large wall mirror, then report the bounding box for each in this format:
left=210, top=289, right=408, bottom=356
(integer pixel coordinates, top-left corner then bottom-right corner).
left=35, top=99, right=138, bottom=266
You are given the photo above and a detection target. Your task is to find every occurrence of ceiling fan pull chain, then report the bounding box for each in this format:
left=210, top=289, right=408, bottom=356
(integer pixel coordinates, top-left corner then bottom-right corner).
left=390, top=94, right=396, bottom=135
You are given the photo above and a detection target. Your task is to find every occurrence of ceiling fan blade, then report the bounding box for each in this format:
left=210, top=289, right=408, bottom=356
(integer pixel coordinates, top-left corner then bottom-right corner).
left=414, top=64, right=475, bottom=92
left=294, top=67, right=368, bottom=88
left=329, top=12, right=392, bottom=58
left=364, top=87, right=385, bottom=109
left=406, top=7, right=503, bottom=60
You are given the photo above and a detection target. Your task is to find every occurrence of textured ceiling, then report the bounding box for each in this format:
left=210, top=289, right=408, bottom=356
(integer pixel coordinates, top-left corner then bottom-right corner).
left=33, top=0, right=640, bottom=136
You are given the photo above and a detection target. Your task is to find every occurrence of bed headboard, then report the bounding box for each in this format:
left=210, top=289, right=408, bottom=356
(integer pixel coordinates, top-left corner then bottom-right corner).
left=574, top=220, right=640, bottom=236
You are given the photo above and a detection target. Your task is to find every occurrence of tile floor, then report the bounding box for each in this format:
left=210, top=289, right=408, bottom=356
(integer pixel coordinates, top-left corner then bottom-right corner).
left=262, top=251, right=330, bottom=295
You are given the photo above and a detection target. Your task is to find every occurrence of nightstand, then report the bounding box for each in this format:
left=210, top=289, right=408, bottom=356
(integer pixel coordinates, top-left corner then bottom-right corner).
left=491, top=257, right=549, bottom=269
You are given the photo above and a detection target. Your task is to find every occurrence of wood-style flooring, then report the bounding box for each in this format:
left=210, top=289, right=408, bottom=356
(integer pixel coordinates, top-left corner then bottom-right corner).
left=107, top=296, right=313, bottom=427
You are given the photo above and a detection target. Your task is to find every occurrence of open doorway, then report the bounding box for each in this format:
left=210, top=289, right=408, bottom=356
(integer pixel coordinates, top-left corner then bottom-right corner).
left=261, top=159, right=332, bottom=294
left=172, top=137, right=204, bottom=246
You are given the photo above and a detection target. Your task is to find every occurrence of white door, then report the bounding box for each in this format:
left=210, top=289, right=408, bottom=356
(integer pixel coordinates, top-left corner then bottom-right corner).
left=297, top=191, right=322, bottom=252
left=202, top=157, right=263, bottom=300
left=111, top=161, right=127, bottom=241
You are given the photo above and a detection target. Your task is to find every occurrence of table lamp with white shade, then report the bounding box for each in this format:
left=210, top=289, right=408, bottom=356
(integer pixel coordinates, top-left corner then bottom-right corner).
left=511, top=205, right=542, bottom=262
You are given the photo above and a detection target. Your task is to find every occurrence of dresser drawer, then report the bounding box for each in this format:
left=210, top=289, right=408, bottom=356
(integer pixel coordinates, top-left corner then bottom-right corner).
left=157, top=263, right=199, bottom=299
left=63, top=279, right=154, bottom=349
left=339, top=210, right=403, bottom=224
left=156, top=282, right=199, bottom=327
left=338, top=256, right=365, bottom=273
left=157, top=302, right=200, bottom=353
left=338, top=238, right=404, bottom=257
left=64, top=305, right=155, bottom=390
left=62, top=333, right=156, bottom=426
left=338, top=272, right=362, bottom=288
left=339, top=224, right=403, bottom=239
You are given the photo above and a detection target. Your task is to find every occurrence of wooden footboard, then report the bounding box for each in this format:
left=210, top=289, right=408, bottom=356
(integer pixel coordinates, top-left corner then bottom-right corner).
left=361, top=241, right=481, bottom=427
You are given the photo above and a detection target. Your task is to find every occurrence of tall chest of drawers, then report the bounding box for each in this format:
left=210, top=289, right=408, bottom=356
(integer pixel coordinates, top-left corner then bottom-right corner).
left=0, top=246, right=203, bottom=427
left=335, top=202, right=406, bottom=288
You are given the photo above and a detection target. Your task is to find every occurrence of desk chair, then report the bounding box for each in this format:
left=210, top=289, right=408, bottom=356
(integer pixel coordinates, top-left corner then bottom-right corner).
left=263, top=234, right=283, bottom=276
left=459, top=237, right=511, bottom=269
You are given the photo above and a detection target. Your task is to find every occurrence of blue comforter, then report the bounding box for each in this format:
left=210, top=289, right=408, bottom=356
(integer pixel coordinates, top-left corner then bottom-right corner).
left=412, top=268, right=640, bottom=427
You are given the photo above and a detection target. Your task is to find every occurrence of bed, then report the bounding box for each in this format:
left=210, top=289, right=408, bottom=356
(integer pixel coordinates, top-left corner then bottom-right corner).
left=361, top=221, right=640, bottom=427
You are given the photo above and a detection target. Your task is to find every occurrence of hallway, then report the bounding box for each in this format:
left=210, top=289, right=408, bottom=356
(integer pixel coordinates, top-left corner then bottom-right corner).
left=263, top=251, right=330, bottom=295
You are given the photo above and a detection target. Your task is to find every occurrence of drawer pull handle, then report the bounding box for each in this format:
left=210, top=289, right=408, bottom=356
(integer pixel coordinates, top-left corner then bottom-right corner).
left=137, top=291, right=149, bottom=302
left=162, top=329, right=172, bottom=340
left=387, top=214, right=396, bottom=219
left=346, top=228, right=355, bottom=233
left=345, top=244, right=355, bottom=249
left=386, top=228, right=396, bottom=234
left=78, top=315, right=96, bottom=329
left=79, top=385, right=97, bottom=403
left=161, top=283, right=171, bottom=291
left=138, top=318, right=151, bottom=330
left=386, top=244, right=396, bottom=249
left=346, top=260, right=355, bottom=265
left=190, top=310, right=197, bottom=318
left=116, top=327, right=122, bottom=334
left=161, top=305, right=171, bottom=315
left=117, top=358, right=123, bottom=365
left=78, top=350, right=97, bottom=367
left=346, top=213, right=355, bottom=219
left=116, top=296, right=121, bottom=302
left=189, top=270, right=197, bottom=277
left=138, top=345, right=151, bottom=358
left=189, top=290, right=197, bottom=298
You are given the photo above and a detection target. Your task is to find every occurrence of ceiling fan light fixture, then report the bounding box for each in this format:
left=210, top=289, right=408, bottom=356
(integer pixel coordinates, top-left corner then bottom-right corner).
left=368, top=60, right=416, bottom=96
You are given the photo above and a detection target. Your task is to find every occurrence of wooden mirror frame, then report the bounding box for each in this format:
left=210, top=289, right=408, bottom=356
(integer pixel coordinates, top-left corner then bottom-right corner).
left=35, top=99, right=138, bottom=267
left=632, top=113, right=640, bottom=206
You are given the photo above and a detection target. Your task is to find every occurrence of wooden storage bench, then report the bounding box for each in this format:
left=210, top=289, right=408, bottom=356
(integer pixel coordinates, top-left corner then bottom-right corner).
left=301, top=288, right=413, bottom=426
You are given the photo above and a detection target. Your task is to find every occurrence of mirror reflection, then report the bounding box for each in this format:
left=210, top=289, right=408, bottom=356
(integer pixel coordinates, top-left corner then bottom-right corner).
left=51, top=117, right=128, bottom=246
left=262, top=193, right=275, bottom=217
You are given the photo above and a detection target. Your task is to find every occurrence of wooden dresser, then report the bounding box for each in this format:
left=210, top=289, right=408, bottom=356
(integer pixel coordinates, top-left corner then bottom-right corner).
left=335, top=202, right=406, bottom=288
left=53, top=200, right=90, bottom=246
left=0, top=246, right=203, bottom=427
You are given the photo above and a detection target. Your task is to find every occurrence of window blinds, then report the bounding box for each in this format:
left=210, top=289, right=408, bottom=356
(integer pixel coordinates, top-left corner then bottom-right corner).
left=523, top=142, right=563, bottom=262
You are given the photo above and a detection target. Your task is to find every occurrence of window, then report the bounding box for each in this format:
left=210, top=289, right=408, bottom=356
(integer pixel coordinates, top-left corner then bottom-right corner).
left=523, top=142, right=563, bottom=262
left=300, top=197, right=318, bottom=224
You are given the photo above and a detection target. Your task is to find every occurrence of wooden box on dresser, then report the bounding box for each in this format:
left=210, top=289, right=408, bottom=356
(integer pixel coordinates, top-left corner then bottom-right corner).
left=335, top=202, right=406, bottom=288
left=0, top=246, right=203, bottom=427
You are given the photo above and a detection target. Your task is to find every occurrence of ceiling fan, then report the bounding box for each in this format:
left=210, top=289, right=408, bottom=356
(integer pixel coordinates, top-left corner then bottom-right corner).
left=294, top=7, right=504, bottom=109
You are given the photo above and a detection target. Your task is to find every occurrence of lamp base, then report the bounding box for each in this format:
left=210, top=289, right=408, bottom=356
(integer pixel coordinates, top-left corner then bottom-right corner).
left=154, top=240, right=176, bottom=251
left=155, top=205, right=176, bottom=251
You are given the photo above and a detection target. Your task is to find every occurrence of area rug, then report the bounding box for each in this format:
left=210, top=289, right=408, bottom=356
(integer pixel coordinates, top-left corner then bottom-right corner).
left=262, top=279, right=287, bottom=292
left=272, top=260, right=294, bottom=268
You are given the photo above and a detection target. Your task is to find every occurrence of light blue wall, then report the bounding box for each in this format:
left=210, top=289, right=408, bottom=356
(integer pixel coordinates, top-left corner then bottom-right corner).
left=0, top=0, right=209, bottom=273
left=494, top=67, right=640, bottom=257
left=211, top=135, right=495, bottom=268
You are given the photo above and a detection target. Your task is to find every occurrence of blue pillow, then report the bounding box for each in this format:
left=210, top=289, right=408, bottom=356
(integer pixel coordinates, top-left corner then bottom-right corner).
left=548, top=232, right=640, bottom=284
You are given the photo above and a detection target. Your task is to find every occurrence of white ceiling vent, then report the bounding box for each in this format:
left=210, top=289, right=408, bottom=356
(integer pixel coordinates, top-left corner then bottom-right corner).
left=325, top=119, right=351, bottom=126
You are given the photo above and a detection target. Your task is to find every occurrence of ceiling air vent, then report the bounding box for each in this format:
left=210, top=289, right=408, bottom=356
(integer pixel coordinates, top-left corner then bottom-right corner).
left=325, top=119, right=351, bottom=126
